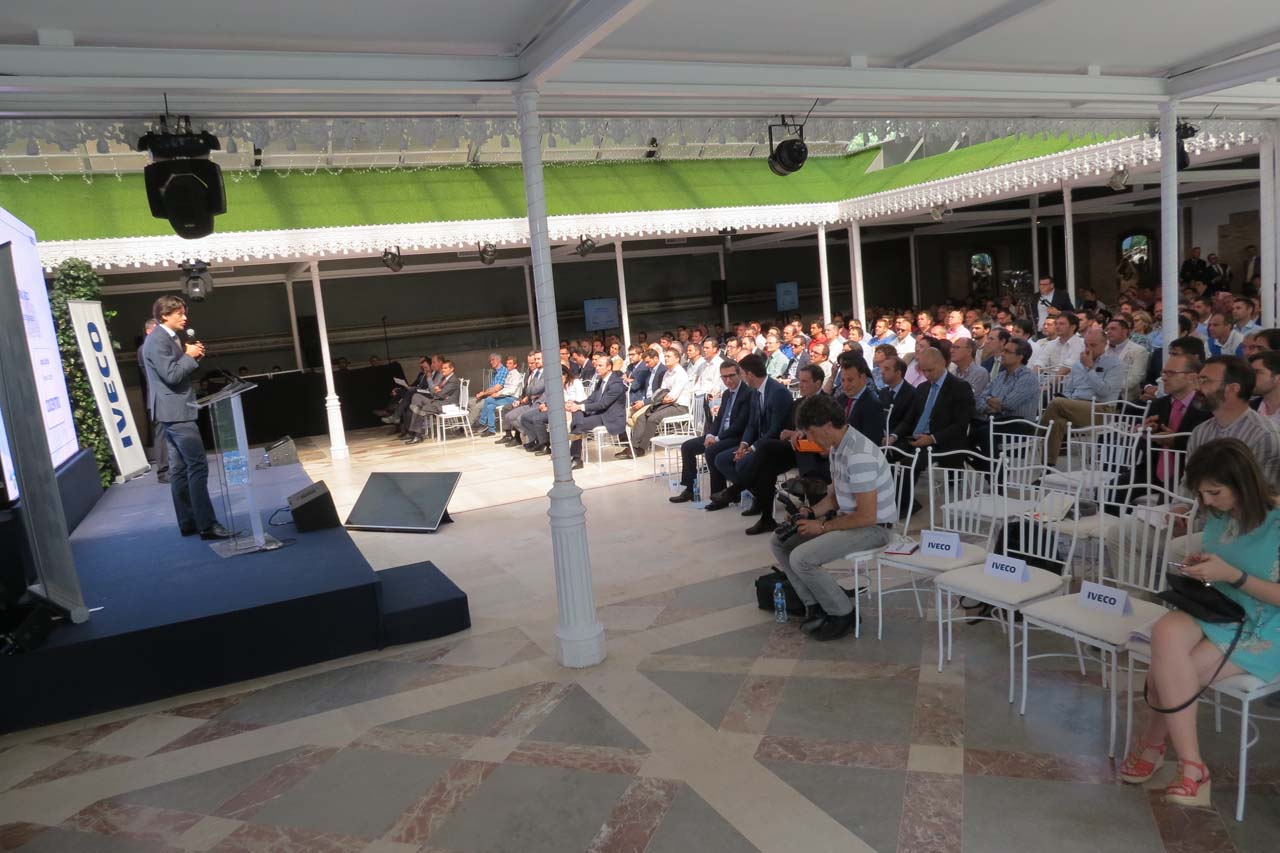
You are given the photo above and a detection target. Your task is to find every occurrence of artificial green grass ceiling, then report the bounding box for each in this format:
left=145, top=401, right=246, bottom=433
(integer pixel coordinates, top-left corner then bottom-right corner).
left=0, top=134, right=1100, bottom=242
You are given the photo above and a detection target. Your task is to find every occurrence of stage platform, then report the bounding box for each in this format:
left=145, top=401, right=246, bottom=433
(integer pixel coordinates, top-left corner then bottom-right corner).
left=1, top=462, right=468, bottom=733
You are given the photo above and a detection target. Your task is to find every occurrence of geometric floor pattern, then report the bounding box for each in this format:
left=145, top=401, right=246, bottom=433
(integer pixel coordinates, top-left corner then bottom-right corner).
left=2, top=566, right=1278, bottom=852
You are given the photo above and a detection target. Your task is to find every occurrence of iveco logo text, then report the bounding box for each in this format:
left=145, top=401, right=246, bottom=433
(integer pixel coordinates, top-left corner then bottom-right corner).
left=87, top=321, right=134, bottom=448
left=1086, top=590, right=1119, bottom=606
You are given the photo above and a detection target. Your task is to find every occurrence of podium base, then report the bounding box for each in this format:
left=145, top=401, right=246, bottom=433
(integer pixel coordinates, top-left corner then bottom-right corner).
left=209, top=532, right=286, bottom=558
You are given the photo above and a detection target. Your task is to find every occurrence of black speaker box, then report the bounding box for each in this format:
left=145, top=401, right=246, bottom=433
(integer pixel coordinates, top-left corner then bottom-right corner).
left=286, top=481, right=341, bottom=532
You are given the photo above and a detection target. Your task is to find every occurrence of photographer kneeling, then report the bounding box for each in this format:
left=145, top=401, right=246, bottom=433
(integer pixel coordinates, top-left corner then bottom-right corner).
left=770, top=394, right=898, bottom=641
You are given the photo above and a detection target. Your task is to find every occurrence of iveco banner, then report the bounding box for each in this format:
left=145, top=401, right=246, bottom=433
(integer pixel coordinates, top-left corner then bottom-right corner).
left=67, top=300, right=150, bottom=480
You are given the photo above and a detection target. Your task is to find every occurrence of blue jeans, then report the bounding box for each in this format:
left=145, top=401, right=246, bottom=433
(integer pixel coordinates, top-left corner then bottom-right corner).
left=480, top=395, right=515, bottom=429
left=162, top=420, right=218, bottom=532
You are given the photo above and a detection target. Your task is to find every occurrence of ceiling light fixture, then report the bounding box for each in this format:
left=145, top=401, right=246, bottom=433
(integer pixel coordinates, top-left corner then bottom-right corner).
left=574, top=236, right=596, bottom=257
left=1174, top=121, right=1198, bottom=171
left=380, top=246, right=403, bottom=272
left=1106, top=165, right=1129, bottom=191
left=479, top=242, right=498, bottom=265
left=930, top=204, right=953, bottom=222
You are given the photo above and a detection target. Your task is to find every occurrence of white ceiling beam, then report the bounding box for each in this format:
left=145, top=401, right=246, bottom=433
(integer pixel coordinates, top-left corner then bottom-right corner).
left=1165, top=28, right=1280, bottom=78
left=890, top=0, right=1054, bottom=68
left=1167, top=45, right=1280, bottom=100
left=517, top=0, right=656, bottom=87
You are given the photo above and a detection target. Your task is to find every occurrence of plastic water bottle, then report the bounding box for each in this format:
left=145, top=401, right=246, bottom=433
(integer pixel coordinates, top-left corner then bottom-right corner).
left=692, top=474, right=701, bottom=503
left=773, top=582, right=788, bottom=623
left=740, top=488, right=753, bottom=508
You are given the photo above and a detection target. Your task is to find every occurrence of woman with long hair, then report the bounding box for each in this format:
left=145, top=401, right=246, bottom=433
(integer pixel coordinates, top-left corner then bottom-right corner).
left=1119, top=438, right=1280, bottom=805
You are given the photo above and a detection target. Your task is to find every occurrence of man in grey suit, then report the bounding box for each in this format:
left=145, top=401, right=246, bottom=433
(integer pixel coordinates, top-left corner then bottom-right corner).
left=139, top=295, right=230, bottom=540
left=496, top=350, right=546, bottom=449
left=403, top=359, right=462, bottom=445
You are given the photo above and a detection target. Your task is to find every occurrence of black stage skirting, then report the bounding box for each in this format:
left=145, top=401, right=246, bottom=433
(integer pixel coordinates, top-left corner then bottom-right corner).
left=0, top=460, right=468, bottom=733
left=197, top=362, right=406, bottom=448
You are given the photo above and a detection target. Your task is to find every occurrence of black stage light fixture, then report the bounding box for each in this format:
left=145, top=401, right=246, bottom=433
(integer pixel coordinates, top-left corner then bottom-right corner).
left=929, top=204, right=953, bottom=222
left=574, top=236, right=596, bottom=257
left=479, top=242, right=498, bottom=265
left=1107, top=166, right=1129, bottom=191
left=767, top=116, right=808, bottom=176
left=137, top=115, right=226, bottom=239
left=180, top=260, right=213, bottom=302
left=719, top=227, right=737, bottom=253
left=644, top=137, right=659, bottom=159
left=381, top=246, right=404, bottom=272
left=1175, top=121, right=1198, bottom=172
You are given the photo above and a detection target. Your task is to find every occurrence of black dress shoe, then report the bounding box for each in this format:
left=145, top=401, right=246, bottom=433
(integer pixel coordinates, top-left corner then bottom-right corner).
left=404, top=435, right=424, bottom=446
left=740, top=501, right=763, bottom=517
left=495, top=434, right=512, bottom=444
left=502, top=436, right=521, bottom=446
left=570, top=458, right=584, bottom=470
left=801, top=605, right=828, bottom=634
left=157, top=476, right=171, bottom=485
left=478, top=428, right=495, bottom=437
left=704, top=498, right=731, bottom=511
left=179, top=525, right=198, bottom=537
left=669, top=488, right=694, bottom=504
left=535, top=446, right=552, bottom=456
left=614, top=447, right=635, bottom=459
left=710, top=486, right=742, bottom=504
left=745, top=516, right=777, bottom=536
left=812, top=612, right=856, bottom=641
left=525, top=442, right=544, bottom=453
left=200, top=523, right=234, bottom=541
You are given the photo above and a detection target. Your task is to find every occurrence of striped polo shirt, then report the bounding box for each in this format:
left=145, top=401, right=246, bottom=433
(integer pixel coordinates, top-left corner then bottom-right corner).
left=1187, top=408, right=1280, bottom=492
left=830, top=426, right=898, bottom=524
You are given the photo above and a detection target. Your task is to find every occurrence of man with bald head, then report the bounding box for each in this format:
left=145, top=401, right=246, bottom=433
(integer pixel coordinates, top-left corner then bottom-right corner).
left=1038, top=326, right=1127, bottom=465
left=887, top=346, right=974, bottom=458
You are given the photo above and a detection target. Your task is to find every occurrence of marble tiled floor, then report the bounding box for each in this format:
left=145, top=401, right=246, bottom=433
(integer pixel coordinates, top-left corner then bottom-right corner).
left=2, top=444, right=1279, bottom=851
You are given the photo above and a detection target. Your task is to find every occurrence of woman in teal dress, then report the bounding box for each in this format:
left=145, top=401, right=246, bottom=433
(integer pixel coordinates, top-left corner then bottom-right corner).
left=1119, top=438, right=1280, bottom=806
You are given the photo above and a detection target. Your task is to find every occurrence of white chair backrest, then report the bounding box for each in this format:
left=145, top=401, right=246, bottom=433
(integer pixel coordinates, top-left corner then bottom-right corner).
left=1144, top=430, right=1193, bottom=493
left=1036, top=372, right=1067, bottom=416
left=1094, top=399, right=1149, bottom=433
left=1065, top=424, right=1141, bottom=475
left=1001, top=474, right=1083, bottom=580
left=458, top=378, right=470, bottom=400
left=927, top=448, right=1001, bottom=544
left=989, top=419, right=1051, bottom=498
left=881, top=445, right=917, bottom=537
left=1099, top=485, right=1197, bottom=593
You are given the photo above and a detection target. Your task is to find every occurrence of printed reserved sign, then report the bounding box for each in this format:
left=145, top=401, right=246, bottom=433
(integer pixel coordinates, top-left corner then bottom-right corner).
left=984, top=553, right=1029, bottom=583
left=1079, top=581, right=1133, bottom=615
left=920, top=530, right=961, bottom=559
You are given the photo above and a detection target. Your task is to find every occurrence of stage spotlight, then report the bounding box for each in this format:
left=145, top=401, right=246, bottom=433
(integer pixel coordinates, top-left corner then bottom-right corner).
left=1107, top=166, right=1129, bottom=191
left=644, top=137, right=659, bottom=159
left=381, top=246, right=404, bottom=272
left=137, top=115, right=226, bottom=240
left=767, top=116, right=808, bottom=176
left=479, top=243, right=498, bottom=265
left=1175, top=121, right=1198, bottom=171
left=180, top=261, right=213, bottom=302
left=574, top=236, right=596, bottom=257
left=930, top=204, right=953, bottom=222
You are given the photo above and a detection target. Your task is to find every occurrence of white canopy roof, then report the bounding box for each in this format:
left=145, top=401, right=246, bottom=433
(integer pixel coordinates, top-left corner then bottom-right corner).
left=2, top=0, right=1279, bottom=121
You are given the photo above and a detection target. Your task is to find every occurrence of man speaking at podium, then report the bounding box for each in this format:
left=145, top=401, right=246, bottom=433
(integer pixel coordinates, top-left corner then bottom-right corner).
left=140, top=295, right=231, bottom=540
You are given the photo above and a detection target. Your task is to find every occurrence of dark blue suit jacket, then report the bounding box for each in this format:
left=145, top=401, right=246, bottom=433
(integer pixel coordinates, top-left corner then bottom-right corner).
left=847, top=387, right=886, bottom=446
left=141, top=327, right=200, bottom=423
left=626, top=361, right=651, bottom=403
left=743, top=377, right=793, bottom=446
left=645, top=363, right=667, bottom=404
left=706, top=383, right=754, bottom=445
left=579, top=371, right=628, bottom=435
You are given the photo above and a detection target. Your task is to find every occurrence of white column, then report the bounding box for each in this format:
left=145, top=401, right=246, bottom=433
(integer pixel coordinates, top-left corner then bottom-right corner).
left=1261, top=123, right=1277, bottom=326
left=1160, top=103, right=1180, bottom=347
left=908, top=231, right=920, bottom=306
left=515, top=88, right=605, bottom=669
left=1062, top=182, right=1077, bottom=306
left=849, top=222, right=866, bottom=325
left=284, top=277, right=304, bottom=371
left=614, top=241, right=632, bottom=351
left=817, top=223, right=832, bottom=322
left=1047, top=224, right=1055, bottom=282
left=1273, top=122, right=1280, bottom=327
left=718, top=247, right=729, bottom=328
left=309, top=259, right=348, bottom=461
left=1030, top=196, right=1040, bottom=284
left=523, top=262, right=538, bottom=348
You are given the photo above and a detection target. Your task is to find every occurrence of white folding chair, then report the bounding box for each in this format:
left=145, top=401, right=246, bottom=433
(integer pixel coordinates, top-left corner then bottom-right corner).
left=946, top=420, right=1049, bottom=522
left=842, top=445, right=917, bottom=639
left=586, top=426, right=635, bottom=471
left=1142, top=430, right=1192, bottom=497
left=1036, top=371, right=1066, bottom=417
left=650, top=414, right=696, bottom=486
left=1042, top=424, right=1142, bottom=505
left=1203, top=674, right=1280, bottom=821
left=1022, top=486, right=1192, bottom=757
left=1094, top=398, right=1150, bottom=433
left=934, top=474, right=1082, bottom=702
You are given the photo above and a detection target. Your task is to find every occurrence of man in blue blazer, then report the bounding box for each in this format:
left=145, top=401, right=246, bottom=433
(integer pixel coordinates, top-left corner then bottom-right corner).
left=670, top=358, right=754, bottom=503
left=568, top=354, right=628, bottom=470
left=709, top=353, right=793, bottom=510
left=140, top=295, right=230, bottom=540
left=831, top=352, right=886, bottom=446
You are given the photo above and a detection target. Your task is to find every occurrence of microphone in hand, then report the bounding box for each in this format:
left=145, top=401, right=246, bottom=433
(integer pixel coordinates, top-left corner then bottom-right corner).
left=184, top=328, right=206, bottom=359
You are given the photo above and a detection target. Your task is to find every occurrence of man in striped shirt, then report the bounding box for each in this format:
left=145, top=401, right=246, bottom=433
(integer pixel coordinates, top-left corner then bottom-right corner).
left=769, top=394, right=895, bottom=642
left=1188, top=355, right=1280, bottom=491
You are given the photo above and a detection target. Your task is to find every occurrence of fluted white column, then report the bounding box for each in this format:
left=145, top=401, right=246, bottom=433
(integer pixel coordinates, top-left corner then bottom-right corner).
left=817, top=223, right=832, bottom=322
left=1160, top=104, right=1180, bottom=347
left=615, top=241, right=632, bottom=351
left=1261, top=123, right=1276, bottom=327
left=849, top=222, right=866, bottom=325
left=1030, top=196, right=1040, bottom=284
left=284, top=277, right=304, bottom=371
left=1062, top=182, right=1077, bottom=306
left=908, top=231, right=920, bottom=306
left=309, top=259, right=347, bottom=461
left=516, top=88, right=605, bottom=668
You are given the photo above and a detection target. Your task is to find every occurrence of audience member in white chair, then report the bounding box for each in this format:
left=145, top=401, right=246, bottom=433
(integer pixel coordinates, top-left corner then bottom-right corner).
left=623, top=347, right=691, bottom=458
left=768, top=393, right=896, bottom=642
left=1119, top=439, right=1280, bottom=807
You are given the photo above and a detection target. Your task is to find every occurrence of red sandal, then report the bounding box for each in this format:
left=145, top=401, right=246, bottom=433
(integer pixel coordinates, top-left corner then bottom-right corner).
left=1117, top=737, right=1167, bottom=784
left=1165, top=760, right=1211, bottom=807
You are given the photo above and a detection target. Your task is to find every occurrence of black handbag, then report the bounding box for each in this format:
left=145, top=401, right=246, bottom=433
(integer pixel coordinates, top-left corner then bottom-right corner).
left=1144, top=573, right=1247, bottom=714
